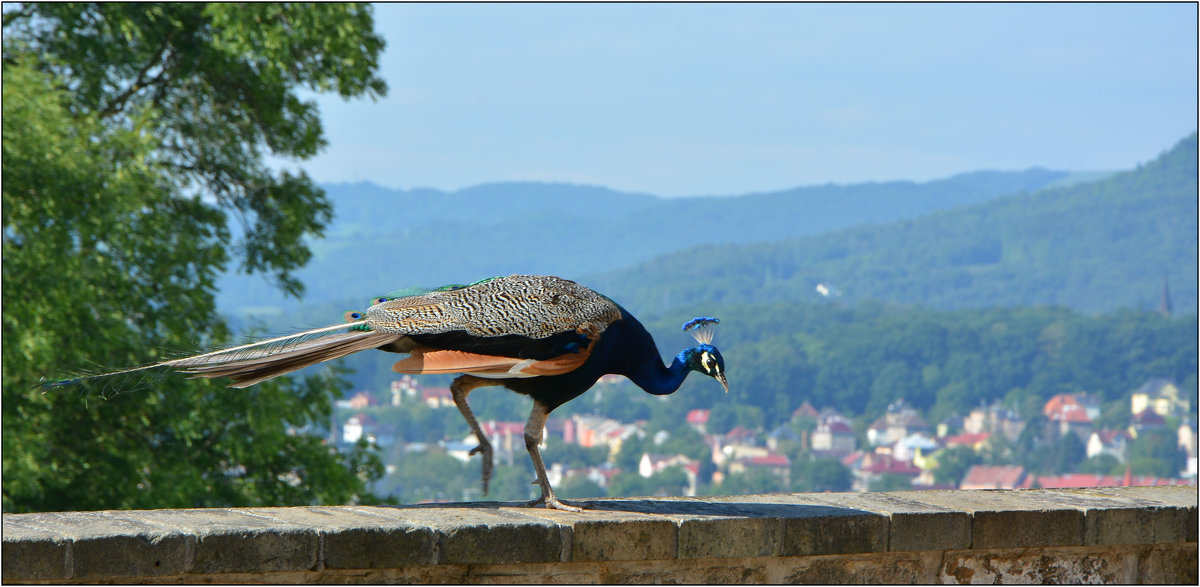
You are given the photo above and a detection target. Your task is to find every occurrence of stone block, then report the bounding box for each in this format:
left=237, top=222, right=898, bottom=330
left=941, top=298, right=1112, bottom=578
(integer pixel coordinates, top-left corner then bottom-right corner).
left=677, top=516, right=780, bottom=559
left=359, top=506, right=565, bottom=565
left=572, top=497, right=802, bottom=560
left=701, top=494, right=890, bottom=557
left=779, top=507, right=888, bottom=557
left=4, top=510, right=195, bottom=579
left=1, top=521, right=70, bottom=581
left=120, top=507, right=317, bottom=574
left=894, top=489, right=1085, bottom=549
left=804, top=491, right=971, bottom=552
left=570, top=517, right=676, bottom=562
left=1072, top=486, right=1198, bottom=543
left=243, top=506, right=441, bottom=569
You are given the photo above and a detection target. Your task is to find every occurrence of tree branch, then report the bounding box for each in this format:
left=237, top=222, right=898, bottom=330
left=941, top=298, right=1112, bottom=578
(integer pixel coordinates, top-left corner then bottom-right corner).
left=97, top=28, right=177, bottom=119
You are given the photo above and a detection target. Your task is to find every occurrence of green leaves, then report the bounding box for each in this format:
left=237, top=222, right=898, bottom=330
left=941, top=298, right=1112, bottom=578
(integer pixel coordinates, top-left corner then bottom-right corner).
left=3, top=4, right=387, bottom=512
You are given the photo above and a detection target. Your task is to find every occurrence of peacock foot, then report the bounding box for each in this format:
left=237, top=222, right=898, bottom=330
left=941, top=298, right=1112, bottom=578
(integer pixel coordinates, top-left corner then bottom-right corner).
left=528, top=493, right=585, bottom=513
left=470, top=442, right=493, bottom=495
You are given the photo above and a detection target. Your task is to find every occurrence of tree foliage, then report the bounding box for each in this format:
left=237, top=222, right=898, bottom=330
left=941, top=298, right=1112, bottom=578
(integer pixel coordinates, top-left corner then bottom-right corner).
left=2, top=3, right=387, bottom=512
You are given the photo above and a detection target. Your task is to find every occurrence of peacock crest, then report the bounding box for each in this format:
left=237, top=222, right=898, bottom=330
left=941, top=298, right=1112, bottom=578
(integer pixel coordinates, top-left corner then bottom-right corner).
left=682, top=316, right=719, bottom=345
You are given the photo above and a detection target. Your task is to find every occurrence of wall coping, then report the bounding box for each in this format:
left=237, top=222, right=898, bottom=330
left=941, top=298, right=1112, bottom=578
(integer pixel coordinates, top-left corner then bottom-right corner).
left=2, top=486, right=1196, bottom=583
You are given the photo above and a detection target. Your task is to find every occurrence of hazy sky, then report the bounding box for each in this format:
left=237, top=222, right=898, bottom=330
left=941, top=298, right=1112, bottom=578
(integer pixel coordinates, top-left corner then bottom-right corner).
left=288, top=2, right=1198, bottom=197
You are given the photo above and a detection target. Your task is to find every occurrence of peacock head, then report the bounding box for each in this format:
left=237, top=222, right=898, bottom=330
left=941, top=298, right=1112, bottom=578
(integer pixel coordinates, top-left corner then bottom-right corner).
left=682, top=317, right=729, bottom=393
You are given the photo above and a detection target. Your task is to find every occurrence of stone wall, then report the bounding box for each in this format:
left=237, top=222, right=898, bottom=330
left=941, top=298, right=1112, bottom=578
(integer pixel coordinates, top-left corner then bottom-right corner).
left=3, top=486, right=1196, bottom=583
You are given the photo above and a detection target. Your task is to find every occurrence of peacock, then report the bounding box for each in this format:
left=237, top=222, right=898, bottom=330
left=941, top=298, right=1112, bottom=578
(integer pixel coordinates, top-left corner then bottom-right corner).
left=55, top=274, right=728, bottom=511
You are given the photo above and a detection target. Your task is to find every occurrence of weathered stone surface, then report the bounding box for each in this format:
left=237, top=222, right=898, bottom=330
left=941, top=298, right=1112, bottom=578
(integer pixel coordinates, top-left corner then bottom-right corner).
left=803, top=491, right=971, bottom=552
left=572, top=497, right=807, bottom=560
left=776, top=550, right=941, bottom=584
left=698, top=493, right=890, bottom=556
left=238, top=506, right=441, bottom=569
left=1135, top=542, right=1199, bottom=584
left=894, top=489, right=1086, bottom=549
left=1072, top=485, right=1199, bottom=543
left=941, top=545, right=1139, bottom=584
left=1, top=488, right=1195, bottom=584
left=4, top=510, right=195, bottom=579
left=119, top=507, right=317, bottom=574
left=508, top=500, right=684, bottom=562
left=354, top=505, right=565, bottom=565
left=0, top=521, right=69, bottom=581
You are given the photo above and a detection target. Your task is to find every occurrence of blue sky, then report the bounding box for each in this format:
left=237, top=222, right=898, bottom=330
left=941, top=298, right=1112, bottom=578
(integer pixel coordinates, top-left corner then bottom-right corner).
left=291, top=2, right=1197, bottom=197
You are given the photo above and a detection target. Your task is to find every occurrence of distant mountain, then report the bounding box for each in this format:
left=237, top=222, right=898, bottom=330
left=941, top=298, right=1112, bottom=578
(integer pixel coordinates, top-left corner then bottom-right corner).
left=585, top=133, right=1198, bottom=316
left=215, top=169, right=1068, bottom=320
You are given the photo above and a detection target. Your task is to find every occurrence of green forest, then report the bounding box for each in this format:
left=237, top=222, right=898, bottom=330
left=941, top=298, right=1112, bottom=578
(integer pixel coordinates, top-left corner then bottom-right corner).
left=215, top=169, right=1071, bottom=320
left=589, top=133, right=1198, bottom=315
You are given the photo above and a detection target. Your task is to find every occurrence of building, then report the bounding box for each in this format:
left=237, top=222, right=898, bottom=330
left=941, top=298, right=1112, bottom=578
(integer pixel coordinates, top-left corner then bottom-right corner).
left=638, top=453, right=699, bottom=496
left=867, top=400, right=930, bottom=446
left=1179, top=420, right=1197, bottom=479
left=1131, top=379, right=1188, bottom=419
left=943, top=432, right=992, bottom=452
left=811, top=415, right=857, bottom=458
left=685, top=409, right=710, bottom=434
left=1032, top=473, right=1193, bottom=489
left=1129, top=409, right=1167, bottom=438
left=959, top=465, right=1026, bottom=490
left=893, top=433, right=939, bottom=463
left=791, top=401, right=820, bottom=423
left=851, top=453, right=920, bottom=492
left=347, top=390, right=377, bottom=410
left=962, top=402, right=1025, bottom=442
left=421, top=386, right=454, bottom=409
left=568, top=415, right=643, bottom=456
left=728, top=452, right=791, bottom=487
left=1044, top=393, right=1093, bottom=441
left=390, top=375, right=419, bottom=406
left=342, top=413, right=376, bottom=444
left=1087, top=430, right=1130, bottom=464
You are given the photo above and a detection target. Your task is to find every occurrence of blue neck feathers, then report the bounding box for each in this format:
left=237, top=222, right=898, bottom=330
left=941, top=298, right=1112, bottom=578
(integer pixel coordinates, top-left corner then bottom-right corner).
left=629, top=349, right=693, bottom=396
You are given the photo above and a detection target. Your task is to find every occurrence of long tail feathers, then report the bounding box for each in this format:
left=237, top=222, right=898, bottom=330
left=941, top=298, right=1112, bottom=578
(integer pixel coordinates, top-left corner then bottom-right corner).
left=180, top=329, right=400, bottom=388
left=41, top=321, right=400, bottom=392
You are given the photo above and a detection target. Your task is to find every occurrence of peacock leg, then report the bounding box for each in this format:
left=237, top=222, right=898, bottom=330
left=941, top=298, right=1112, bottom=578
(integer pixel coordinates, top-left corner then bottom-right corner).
left=451, top=375, right=496, bottom=495
left=524, top=400, right=583, bottom=512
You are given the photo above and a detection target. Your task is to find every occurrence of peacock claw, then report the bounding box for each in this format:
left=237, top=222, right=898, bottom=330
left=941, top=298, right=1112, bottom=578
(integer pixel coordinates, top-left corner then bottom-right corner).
left=528, top=494, right=586, bottom=512
left=470, top=442, right=494, bottom=495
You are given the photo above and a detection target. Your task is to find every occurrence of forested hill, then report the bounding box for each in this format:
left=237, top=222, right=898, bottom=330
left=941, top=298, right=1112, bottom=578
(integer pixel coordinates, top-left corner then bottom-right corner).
left=584, top=133, right=1198, bottom=316
left=215, top=169, right=1068, bottom=319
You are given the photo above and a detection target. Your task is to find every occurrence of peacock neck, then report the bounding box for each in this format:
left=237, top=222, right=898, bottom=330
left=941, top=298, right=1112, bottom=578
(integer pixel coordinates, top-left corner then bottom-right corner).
left=628, top=351, right=691, bottom=396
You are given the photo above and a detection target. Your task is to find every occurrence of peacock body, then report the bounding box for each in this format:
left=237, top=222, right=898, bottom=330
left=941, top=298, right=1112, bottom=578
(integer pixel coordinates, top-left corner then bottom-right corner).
left=56, top=274, right=728, bottom=511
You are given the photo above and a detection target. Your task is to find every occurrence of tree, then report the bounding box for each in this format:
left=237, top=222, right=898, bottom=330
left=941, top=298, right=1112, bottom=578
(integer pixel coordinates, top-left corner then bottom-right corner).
left=1078, top=454, right=1122, bottom=476
left=1054, top=432, right=1087, bottom=474
left=3, top=4, right=387, bottom=512
left=557, top=475, right=606, bottom=500
left=710, top=468, right=784, bottom=496
left=792, top=458, right=853, bottom=493
left=933, top=445, right=979, bottom=486
left=869, top=473, right=915, bottom=492
left=609, top=467, right=690, bottom=498
left=1127, top=430, right=1186, bottom=478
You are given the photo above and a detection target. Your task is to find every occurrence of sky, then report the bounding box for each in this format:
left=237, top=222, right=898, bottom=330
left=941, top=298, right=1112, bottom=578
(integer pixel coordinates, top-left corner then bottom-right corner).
left=288, top=2, right=1198, bottom=198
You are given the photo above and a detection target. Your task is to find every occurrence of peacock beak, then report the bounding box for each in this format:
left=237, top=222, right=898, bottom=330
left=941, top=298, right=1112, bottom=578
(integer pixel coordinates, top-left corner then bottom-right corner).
left=716, top=372, right=728, bottom=394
